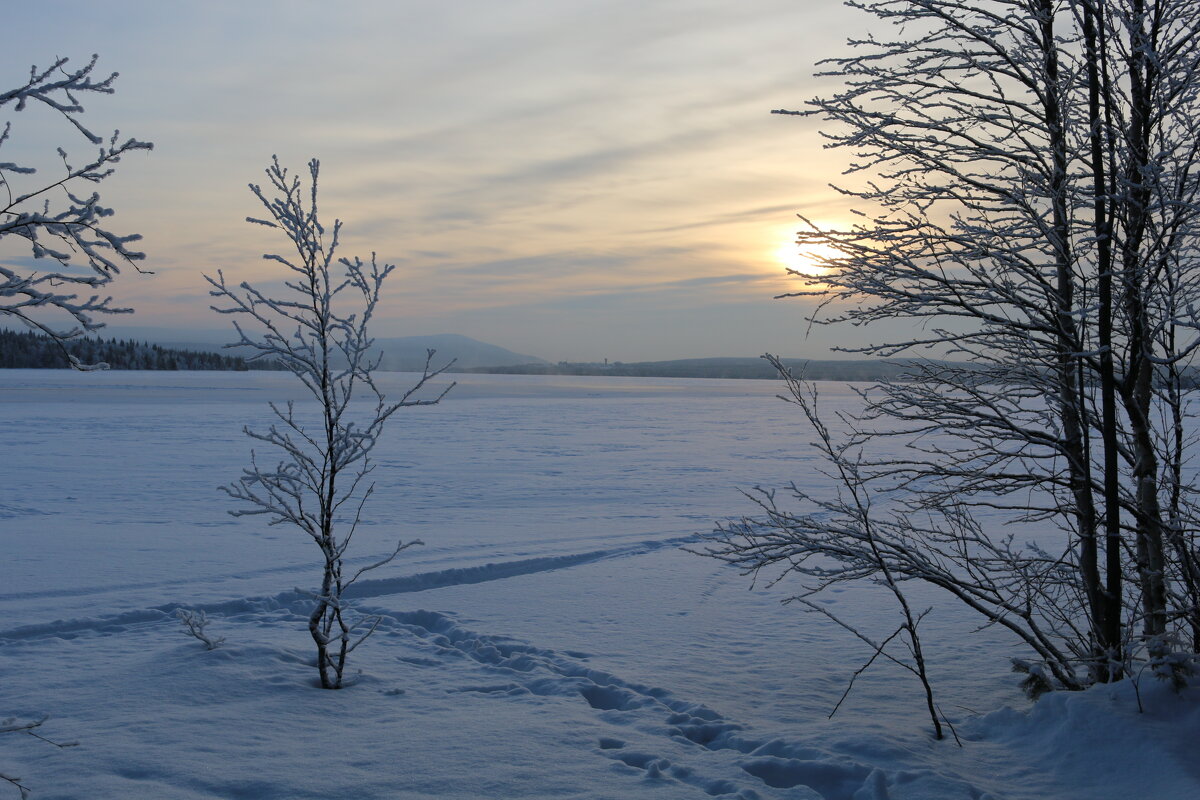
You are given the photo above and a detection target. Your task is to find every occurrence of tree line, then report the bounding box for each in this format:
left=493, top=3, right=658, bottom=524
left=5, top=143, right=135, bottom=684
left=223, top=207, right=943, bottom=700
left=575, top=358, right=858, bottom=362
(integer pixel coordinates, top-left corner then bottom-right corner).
left=0, top=328, right=280, bottom=371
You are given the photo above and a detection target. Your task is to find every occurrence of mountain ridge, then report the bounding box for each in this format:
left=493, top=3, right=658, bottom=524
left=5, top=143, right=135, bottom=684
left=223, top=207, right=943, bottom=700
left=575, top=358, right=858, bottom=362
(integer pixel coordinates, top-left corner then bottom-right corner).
left=465, top=356, right=960, bottom=381
left=82, top=327, right=546, bottom=371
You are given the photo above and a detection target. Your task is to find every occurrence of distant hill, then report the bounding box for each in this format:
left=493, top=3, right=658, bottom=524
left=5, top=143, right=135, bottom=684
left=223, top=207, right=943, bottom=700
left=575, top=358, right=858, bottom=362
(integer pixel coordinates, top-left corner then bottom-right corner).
left=367, top=334, right=546, bottom=371
left=2, top=324, right=966, bottom=382
left=12, top=323, right=960, bottom=381
left=81, top=326, right=547, bottom=372
left=467, top=357, right=953, bottom=381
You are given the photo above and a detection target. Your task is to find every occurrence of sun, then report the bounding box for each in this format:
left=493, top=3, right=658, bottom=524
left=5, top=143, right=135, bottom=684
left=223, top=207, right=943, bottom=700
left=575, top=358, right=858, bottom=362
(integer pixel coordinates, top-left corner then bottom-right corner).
left=771, top=227, right=842, bottom=276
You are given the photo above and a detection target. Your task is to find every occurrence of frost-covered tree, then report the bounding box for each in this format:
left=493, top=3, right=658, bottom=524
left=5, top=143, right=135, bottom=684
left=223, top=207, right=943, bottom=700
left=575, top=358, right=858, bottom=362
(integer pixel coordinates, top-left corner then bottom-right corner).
left=1, top=54, right=150, bottom=796
left=0, top=56, right=152, bottom=369
left=704, top=0, right=1200, bottom=699
left=206, top=158, right=453, bottom=689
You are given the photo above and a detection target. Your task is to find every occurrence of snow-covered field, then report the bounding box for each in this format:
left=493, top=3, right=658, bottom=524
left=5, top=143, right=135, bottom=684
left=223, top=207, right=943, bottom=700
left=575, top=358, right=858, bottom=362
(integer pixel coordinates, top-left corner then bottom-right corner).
left=2, top=370, right=1196, bottom=799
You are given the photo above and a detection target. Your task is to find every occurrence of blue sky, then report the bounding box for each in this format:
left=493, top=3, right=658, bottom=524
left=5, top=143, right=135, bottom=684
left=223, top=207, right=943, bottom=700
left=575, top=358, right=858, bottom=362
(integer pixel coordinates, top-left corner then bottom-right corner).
left=5, top=0, right=867, bottom=361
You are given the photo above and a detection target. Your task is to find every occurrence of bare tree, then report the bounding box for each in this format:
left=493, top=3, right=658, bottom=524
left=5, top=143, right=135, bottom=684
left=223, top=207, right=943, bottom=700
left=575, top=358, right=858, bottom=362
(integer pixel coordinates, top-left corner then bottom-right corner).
left=706, top=0, right=1200, bottom=700
left=175, top=608, right=225, bottom=651
left=206, top=158, right=453, bottom=689
left=720, top=357, right=951, bottom=739
left=0, top=55, right=152, bottom=368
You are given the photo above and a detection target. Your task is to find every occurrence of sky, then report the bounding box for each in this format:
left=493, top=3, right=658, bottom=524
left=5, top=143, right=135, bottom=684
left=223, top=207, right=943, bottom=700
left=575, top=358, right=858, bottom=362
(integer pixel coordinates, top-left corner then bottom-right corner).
left=4, top=0, right=869, bottom=362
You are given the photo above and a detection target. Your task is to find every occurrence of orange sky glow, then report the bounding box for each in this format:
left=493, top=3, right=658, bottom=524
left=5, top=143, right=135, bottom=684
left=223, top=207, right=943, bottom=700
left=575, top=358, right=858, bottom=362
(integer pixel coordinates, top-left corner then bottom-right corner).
left=3, top=0, right=868, bottom=361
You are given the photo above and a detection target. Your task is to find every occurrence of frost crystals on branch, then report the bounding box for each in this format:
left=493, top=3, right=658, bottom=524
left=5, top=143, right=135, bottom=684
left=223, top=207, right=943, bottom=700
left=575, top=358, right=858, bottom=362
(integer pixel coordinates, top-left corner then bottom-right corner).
left=175, top=608, right=225, bottom=651
left=0, top=55, right=153, bottom=369
left=205, top=158, right=453, bottom=689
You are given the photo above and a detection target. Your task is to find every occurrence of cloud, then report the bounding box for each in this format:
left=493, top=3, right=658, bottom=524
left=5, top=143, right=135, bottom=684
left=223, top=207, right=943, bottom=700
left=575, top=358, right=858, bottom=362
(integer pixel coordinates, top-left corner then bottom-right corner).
left=1, top=0, right=867, bottom=360
left=637, top=203, right=804, bottom=234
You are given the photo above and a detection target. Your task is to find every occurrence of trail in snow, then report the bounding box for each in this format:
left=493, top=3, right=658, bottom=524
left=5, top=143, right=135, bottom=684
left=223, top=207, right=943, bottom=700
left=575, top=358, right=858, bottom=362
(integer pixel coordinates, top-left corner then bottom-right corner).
left=0, top=527, right=992, bottom=799
left=0, top=536, right=695, bottom=644
left=0, top=560, right=992, bottom=800
left=0, top=528, right=685, bottom=605
left=372, top=606, right=994, bottom=800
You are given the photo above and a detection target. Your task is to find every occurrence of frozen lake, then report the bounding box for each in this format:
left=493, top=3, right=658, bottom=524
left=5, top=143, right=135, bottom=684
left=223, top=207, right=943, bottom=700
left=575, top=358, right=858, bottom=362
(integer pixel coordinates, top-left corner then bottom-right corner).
left=1, top=369, right=1195, bottom=799
left=0, top=369, right=826, bottom=613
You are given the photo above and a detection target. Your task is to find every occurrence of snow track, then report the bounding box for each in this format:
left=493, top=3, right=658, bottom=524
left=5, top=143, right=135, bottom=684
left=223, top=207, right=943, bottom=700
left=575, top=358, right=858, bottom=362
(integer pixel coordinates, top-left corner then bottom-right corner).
left=0, top=529, right=694, bottom=605
left=0, top=536, right=695, bottom=644
left=344, top=535, right=697, bottom=600
left=375, top=607, right=993, bottom=800
left=0, top=533, right=988, bottom=799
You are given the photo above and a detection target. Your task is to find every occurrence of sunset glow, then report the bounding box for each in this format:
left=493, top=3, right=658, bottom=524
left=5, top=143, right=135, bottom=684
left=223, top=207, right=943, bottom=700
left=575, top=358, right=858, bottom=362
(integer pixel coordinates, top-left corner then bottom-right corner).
left=771, top=226, right=844, bottom=278
left=3, top=0, right=864, bottom=361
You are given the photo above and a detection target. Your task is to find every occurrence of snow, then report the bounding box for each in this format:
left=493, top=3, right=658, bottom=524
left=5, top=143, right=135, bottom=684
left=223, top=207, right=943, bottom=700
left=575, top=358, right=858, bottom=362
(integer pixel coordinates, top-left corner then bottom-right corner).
left=1, top=369, right=1197, bottom=799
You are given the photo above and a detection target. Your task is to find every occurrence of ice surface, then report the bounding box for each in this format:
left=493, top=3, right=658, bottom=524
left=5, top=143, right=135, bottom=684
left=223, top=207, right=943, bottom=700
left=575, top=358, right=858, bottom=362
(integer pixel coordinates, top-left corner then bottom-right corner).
left=1, top=370, right=1196, bottom=799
